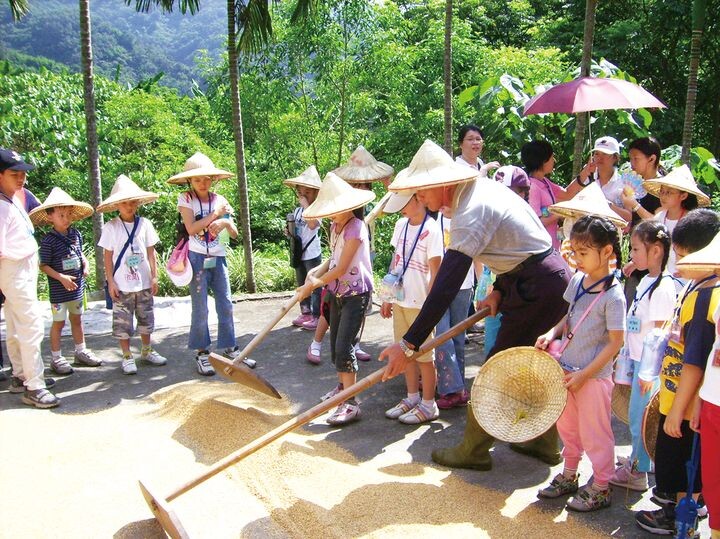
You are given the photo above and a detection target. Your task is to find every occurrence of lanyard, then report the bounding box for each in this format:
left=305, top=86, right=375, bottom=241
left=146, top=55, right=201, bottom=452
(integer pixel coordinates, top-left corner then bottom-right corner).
left=398, top=214, right=427, bottom=279
left=573, top=274, right=614, bottom=305
left=630, top=274, right=667, bottom=316
left=440, top=214, right=447, bottom=254
left=192, top=190, right=214, bottom=256
left=51, top=229, right=84, bottom=262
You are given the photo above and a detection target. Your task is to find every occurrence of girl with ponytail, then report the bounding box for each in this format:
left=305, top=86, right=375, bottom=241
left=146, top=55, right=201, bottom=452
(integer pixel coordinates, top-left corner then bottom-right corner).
left=610, top=220, right=677, bottom=492
left=536, top=215, right=627, bottom=512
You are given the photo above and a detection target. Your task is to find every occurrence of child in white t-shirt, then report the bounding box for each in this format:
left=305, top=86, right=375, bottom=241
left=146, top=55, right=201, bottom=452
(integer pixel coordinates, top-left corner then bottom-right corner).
left=380, top=191, right=443, bottom=424
left=97, top=175, right=167, bottom=375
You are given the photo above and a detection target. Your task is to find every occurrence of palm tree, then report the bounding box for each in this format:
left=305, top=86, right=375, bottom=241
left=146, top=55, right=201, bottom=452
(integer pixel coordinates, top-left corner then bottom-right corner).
left=571, top=0, right=597, bottom=177
left=681, top=0, right=706, bottom=164
left=442, top=0, right=452, bottom=154
left=79, top=0, right=106, bottom=289
left=6, top=0, right=28, bottom=20
left=133, top=0, right=292, bottom=293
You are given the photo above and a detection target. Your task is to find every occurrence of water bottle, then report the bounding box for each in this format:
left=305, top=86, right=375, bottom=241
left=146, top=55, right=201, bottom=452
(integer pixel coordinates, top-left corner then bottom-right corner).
left=218, top=213, right=231, bottom=246
left=638, top=327, right=670, bottom=382
left=286, top=212, right=296, bottom=237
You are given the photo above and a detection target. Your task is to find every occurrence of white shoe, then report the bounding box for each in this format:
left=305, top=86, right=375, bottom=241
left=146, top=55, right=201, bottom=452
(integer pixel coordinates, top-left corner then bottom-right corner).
left=121, top=355, right=137, bottom=375
left=50, top=355, right=74, bottom=375
left=140, top=348, right=167, bottom=366
left=196, top=352, right=215, bottom=376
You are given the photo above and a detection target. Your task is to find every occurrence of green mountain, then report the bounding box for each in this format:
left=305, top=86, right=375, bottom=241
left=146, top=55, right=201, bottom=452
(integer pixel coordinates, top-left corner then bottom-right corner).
left=0, top=0, right=227, bottom=92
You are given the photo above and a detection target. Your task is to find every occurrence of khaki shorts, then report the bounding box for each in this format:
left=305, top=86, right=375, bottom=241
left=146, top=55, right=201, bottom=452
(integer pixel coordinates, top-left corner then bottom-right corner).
left=392, top=304, right=435, bottom=363
left=112, top=289, right=155, bottom=339
left=51, top=300, right=83, bottom=322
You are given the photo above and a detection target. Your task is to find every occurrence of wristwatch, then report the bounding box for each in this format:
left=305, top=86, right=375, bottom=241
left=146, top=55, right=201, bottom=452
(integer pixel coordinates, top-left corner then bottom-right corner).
left=576, top=174, right=591, bottom=187
left=398, top=339, right=415, bottom=357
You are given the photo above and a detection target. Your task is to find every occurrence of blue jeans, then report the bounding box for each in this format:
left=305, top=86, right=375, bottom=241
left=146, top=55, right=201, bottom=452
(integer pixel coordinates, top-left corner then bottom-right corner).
left=295, top=255, right=322, bottom=316
left=435, top=288, right=472, bottom=395
left=188, top=251, right=235, bottom=351
left=629, top=358, right=658, bottom=472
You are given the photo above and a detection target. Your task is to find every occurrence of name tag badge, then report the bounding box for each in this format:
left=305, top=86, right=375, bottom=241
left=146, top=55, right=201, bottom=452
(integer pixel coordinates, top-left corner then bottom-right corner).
left=627, top=316, right=641, bottom=334
left=126, top=253, right=142, bottom=269
left=713, top=348, right=720, bottom=368
left=669, top=319, right=682, bottom=343
left=61, top=256, right=81, bottom=271
left=203, top=256, right=217, bottom=269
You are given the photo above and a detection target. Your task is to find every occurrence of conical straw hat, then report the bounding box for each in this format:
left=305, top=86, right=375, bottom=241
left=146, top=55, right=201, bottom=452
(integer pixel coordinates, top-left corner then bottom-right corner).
left=642, top=390, right=661, bottom=462
left=168, top=152, right=233, bottom=184
left=96, top=175, right=159, bottom=214
left=332, top=145, right=394, bottom=183
left=28, top=187, right=93, bottom=226
left=643, top=164, right=710, bottom=207
left=388, top=139, right=479, bottom=191
left=302, top=172, right=376, bottom=219
left=470, top=346, right=567, bottom=443
left=283, top=165, right=322, bottom=190
left=549, top=181, right=628, bottom=228
left=611, top=383, right=631, bottom=425
left=676, top=232, right=720, bottom=273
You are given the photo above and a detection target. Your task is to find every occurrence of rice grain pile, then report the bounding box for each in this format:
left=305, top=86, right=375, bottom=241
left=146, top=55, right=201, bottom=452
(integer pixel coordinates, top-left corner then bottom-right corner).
left=0, top=381, right=606, bottom=538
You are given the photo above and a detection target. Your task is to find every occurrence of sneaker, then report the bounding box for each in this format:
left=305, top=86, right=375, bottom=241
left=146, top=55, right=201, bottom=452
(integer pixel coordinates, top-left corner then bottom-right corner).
left=327, top=401, right=360, bottom=425
left=385, top=397, right=418, bottom=419
left=224, top=347, right=256, bottom=369
left=306, top=344, right=321, bottom=365
left=140, top=348, right=167, bottom=366
left=609, top=461, right=648, bottom=491
left=50, top=356, right=74, bottom=375
left=292, top=313, right=312, bottom=327
left=466, top=322, right=484, bottom=334
left=320, top=383, right=343, bottom=402
left=354, top=345, right=371, bottom=362
left=195, top=351, right=215, bottom=376
left=538, top=473, right=579, bottom=499
left=74, top=349, right=102, bottom=367
left=301, top=316, right=319, bottom=331
left=21, top=388, right=59, bottom=409
left=398, top=401, right=439, bottom=424
left=636, top=506, right=676, bottom=535
left=0, top=369, right=6, bottom=382
left=121, top=355, right=137, bottom=375
left=10, top=376, right=55, bottom=393
left=436, top=389, right=470, bottom=409
left=566, top=486, right=611, bottom=512
left=651, top=488, right=676, bottom=507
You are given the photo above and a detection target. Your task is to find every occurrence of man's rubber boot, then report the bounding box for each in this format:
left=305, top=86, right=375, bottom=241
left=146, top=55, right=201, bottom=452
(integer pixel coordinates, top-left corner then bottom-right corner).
left=431, top=406, right=494, bottom=471
left=509, top=424, right=562, bottom=465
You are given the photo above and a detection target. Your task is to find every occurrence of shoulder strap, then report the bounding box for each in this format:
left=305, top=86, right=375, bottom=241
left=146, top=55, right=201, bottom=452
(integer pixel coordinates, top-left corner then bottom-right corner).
left=113, top=217, right=140, bottom=276
left=558, top=289, right=607, bottom=354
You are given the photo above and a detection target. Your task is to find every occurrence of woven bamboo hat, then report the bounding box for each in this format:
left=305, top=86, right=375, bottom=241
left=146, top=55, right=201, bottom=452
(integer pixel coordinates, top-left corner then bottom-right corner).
left=167, top=152, right=233, bottom=184
left=388, top=140, right=479, bottom=191
left=611, top=384, right=631, bottom=425
left=332, top=145, right=394, bottom=184
left=676, top=231, right=720, bottom=273
left=283, top=165, right=322, bottom=190
left=96, top=175, right=159, bottom=214
left=644, top=164, right=710, bottom=207
left=470, top=346, right=567, bottom=443
left=642, top=390, right=661, bottom=462
left=549, top=181, right=628, bottom=228
left=28, top=187, right=93, bottom=226
left=302, top=172, right=376, bottom=219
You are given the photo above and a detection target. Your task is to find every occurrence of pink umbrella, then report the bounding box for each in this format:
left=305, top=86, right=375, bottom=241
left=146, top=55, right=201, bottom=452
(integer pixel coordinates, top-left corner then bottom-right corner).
left=523, top=76, right=666, bottom=116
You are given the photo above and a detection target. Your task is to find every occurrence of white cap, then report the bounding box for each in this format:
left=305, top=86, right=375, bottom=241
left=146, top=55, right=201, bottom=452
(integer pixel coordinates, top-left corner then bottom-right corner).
left=592, top=136, right=621, bottom=155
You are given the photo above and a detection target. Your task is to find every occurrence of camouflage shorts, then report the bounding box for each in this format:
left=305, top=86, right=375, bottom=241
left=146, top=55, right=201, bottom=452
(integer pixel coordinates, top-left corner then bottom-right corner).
left=112, top=288, right=155, bottom=339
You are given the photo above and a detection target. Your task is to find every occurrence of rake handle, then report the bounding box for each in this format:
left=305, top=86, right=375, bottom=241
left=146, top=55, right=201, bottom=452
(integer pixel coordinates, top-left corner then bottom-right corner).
left=166, top=306, right=490, bottom=502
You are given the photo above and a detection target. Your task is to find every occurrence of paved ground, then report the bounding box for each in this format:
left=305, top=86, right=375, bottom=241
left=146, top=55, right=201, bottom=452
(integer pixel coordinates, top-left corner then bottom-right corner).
left=0, top=295, right=709, bottom=537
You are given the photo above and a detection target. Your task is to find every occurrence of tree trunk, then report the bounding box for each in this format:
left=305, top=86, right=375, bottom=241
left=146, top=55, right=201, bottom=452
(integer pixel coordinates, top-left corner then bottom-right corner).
left=681, top=0, right=706, bottom=165
left=443, top=0, right=452, bottom=154
left=227, top=0, right=256, bottom=292
left=571, top=0, right=597, bottom=177
left=79, top=0, right=105, bottom=290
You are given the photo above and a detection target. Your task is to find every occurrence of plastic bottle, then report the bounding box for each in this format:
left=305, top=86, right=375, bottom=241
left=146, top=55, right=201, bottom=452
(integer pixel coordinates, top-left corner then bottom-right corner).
left=638, top=327, right=670, bottom=382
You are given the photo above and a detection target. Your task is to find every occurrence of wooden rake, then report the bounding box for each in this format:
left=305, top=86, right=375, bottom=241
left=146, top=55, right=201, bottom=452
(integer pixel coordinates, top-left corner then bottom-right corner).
left=139, top=306, right=490, bottom=538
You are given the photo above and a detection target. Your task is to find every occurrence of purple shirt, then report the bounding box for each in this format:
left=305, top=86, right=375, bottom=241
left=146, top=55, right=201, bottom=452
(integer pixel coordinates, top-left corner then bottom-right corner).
left=328, top=217, right=373, bottom=297
left=528, top=176, right=563, bottom=249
